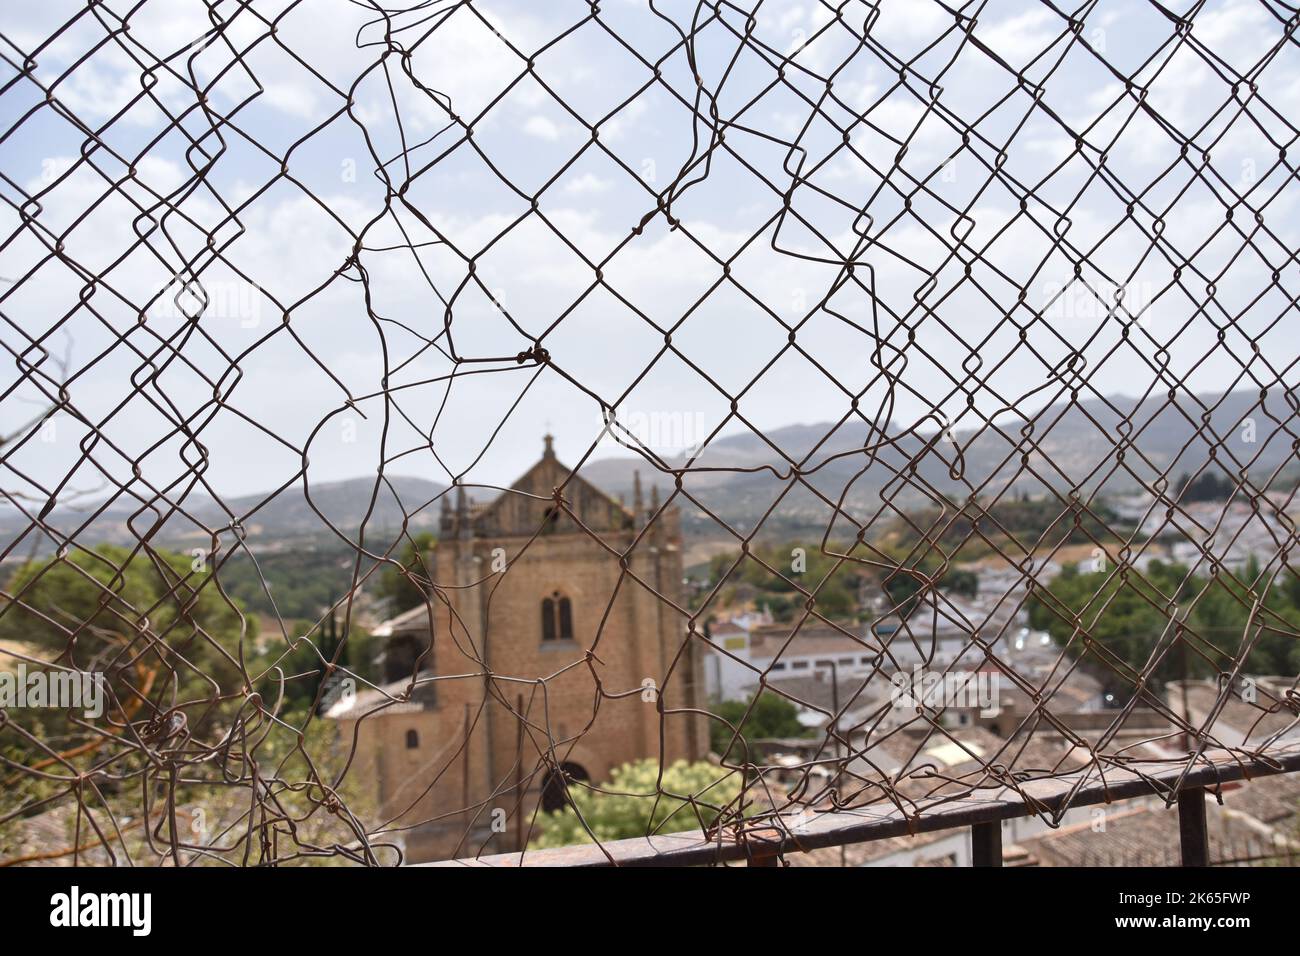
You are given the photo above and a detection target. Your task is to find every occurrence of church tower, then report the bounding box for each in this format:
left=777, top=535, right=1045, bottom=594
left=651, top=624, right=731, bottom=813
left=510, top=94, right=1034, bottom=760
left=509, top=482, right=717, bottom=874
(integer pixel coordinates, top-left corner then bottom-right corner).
left=334, top=435, right=705, bottom=862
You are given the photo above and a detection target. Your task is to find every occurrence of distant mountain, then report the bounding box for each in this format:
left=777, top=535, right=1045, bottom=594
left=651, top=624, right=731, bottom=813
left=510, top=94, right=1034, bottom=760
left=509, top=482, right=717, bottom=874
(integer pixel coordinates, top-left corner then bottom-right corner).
left=0, top=475, right=447, bottom=559
left=6, top=389, right=1294, bottom=559
left=574, top=389, right=1300, bottom=535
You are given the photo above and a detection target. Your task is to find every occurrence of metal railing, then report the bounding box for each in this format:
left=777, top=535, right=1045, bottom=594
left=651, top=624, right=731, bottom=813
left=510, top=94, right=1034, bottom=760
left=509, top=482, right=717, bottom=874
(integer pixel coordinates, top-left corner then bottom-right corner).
left=433, top=745, right=1300, bottom=866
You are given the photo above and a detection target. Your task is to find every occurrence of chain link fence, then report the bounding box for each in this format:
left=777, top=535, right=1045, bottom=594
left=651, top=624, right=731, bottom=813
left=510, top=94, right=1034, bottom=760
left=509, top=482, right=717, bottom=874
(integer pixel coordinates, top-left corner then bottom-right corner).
left=2, top=0, right=1299, bottom=866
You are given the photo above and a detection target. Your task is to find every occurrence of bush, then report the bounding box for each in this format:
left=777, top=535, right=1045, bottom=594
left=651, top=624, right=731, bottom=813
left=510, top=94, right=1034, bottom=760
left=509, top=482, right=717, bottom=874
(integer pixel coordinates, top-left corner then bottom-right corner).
left=529, top=758, right=742, bottom=848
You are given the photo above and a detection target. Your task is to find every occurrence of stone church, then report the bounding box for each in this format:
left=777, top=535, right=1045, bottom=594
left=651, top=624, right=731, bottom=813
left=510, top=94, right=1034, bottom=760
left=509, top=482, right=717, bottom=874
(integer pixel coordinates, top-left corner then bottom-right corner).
left=329, top=436, right=706, bottom=863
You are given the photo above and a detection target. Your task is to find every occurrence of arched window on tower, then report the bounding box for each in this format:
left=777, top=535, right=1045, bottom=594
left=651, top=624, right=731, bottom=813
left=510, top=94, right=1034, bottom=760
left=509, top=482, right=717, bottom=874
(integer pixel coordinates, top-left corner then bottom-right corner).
left=541, top=591, right=574, bottom=642
left=405, top=729, right=419, bottom=750
left=540, top=762, right=590, bottom=812
left=541, top=506, right=560, bottom=534
left=541, top=596, right=556, bottom=642
left=558, top=596, right=573, bottom=640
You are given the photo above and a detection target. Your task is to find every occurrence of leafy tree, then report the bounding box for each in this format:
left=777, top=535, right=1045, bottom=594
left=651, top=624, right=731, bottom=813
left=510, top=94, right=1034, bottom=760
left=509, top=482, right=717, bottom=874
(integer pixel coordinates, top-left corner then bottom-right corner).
left=0, top=544, right=251, bottom=688
left=215, top=544, right=361, bottom=620
left=374, top=532, right=436, bottom=613
left=529, top=758, right=742, bottom=848
left=1176, top=470, right=1236, bottom=503
left=0, top=703, right=383, bottom=867
left=0, top=545, right=259, bottom=838
left=267, top=610, right=378, bottom=713
left=1027, top=560, right=1298, bottom=690
left=880, top=548, right=978, bottom=619
left=694, top=541, right=867, bottom=620
left=710, top=690, right=810, bottom=759
left=882, top=565, right=925, bottom=619
left=944, top=567, right=979, bottom=598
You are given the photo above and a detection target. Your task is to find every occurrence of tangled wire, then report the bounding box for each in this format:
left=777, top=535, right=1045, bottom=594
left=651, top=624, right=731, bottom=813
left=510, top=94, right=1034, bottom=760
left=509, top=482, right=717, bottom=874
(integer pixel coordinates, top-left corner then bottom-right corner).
left=2, top=0, right=1300, bottom=866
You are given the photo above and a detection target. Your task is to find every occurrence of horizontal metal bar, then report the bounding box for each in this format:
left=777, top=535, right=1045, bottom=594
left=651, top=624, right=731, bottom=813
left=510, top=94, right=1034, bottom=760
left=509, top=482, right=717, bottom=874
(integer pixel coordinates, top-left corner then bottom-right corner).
left=428, top=744, right=1300, bottom=867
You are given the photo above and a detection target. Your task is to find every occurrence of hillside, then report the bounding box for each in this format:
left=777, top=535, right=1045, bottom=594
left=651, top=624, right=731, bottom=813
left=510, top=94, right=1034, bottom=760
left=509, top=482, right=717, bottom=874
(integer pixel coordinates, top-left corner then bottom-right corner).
left=576, top=389, right=1299, bottom=536
left=0, top=475, right=447, bottom=560
left=4, top=388, right=1294, bottom=558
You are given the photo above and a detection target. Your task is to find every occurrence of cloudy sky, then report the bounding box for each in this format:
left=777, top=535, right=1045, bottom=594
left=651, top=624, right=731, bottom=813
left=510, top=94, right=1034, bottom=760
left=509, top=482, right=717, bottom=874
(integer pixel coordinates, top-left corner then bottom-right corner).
left=1, top=0, right=1298, bottom=520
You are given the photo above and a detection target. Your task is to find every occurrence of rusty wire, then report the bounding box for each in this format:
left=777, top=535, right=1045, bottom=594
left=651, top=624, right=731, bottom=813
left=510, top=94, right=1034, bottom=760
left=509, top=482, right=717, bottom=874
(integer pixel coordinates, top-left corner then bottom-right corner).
left=1, top=0, right=1300, bottom=867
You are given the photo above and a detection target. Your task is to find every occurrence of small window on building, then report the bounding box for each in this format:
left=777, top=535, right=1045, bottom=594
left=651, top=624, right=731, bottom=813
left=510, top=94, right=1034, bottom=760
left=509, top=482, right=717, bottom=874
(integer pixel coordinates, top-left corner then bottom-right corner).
left=405, top=729, right=419, bottom=749
left=792, top=660, right=809, bottom=670
left=541, top=592, right=574, bottom=642
left=558, top=596, right=573, bottom=640
left=541, top=597, right=556, bottom=642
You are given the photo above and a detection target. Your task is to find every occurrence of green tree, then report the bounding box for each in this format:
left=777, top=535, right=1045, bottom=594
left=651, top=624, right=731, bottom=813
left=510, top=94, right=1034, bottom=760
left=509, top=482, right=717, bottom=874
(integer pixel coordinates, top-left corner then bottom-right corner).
left=0, top=545, right=259, bottom=839
left=268, top=609, right=378, bottom=713
left=0, top=544, right=251, bottom=688
left=374, top=532, right=436, bottom=613
left=0, top=702, right=384, bottom=867
left=944, top=567, right=979, bottom=598
left=215, top=544, right=359, bottom=619
left=529, top=758, right=742, bottom=848
left=1177, top=470, right=1235, bottom=503
left=710, top=690, right=810, bottom=759
left=694, top=541, right=868, bottom=620
left=1027, top=560, right=1298, bottom=689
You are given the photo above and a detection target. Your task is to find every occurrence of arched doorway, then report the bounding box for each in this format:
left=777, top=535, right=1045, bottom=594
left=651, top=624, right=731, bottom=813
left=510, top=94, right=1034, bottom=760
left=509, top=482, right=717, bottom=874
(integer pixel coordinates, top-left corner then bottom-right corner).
left=540, top=762, right=590, bottom=813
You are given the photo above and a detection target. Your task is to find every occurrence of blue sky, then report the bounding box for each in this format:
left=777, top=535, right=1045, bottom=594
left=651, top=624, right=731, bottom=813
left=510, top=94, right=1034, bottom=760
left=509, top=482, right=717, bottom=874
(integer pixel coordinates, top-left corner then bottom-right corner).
left=1, top=0, right=1298, bottom=512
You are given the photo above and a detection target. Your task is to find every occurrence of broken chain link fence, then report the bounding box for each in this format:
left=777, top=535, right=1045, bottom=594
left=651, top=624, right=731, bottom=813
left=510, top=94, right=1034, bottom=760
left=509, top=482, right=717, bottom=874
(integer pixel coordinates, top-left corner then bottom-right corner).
left=1, top=0, right=1299, bottom=866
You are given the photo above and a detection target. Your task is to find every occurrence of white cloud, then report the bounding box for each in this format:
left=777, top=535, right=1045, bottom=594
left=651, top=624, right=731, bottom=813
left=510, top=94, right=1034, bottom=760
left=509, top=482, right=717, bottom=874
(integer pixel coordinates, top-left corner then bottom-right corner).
left=3, top=0, right=1298, bottom=500
left=563, top=173, right=611, bottom=195
left=974, top=8, right=1061, bottom=68
left=523, top=115, right=561, bottom=141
